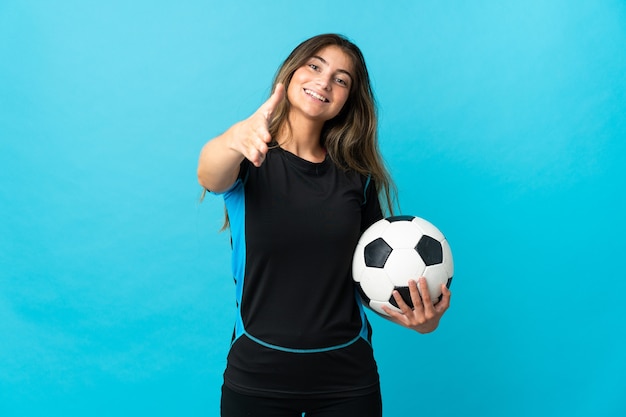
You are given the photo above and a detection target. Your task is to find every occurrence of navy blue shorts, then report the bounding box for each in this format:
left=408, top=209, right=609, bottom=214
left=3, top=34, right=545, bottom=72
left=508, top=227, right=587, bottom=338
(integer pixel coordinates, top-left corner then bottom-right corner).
left=220, top=384, right=383, bottom=417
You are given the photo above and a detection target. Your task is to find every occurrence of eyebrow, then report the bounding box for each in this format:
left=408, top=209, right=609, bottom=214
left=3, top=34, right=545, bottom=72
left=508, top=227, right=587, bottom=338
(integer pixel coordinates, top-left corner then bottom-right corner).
left=311, top=55, right=354, bottom=81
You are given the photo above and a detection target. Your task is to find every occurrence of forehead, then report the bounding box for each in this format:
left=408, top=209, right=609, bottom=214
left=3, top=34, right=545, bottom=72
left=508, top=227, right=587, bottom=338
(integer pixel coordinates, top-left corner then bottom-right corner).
left=309, top=45, right=354, bottom=73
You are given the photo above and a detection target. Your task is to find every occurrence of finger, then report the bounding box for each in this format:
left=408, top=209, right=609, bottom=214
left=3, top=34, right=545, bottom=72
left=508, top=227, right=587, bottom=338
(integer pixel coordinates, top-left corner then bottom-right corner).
left=408, top=279, right=423, bottom=310
left=381, top=304, right=406, bottom=325
left=248, top=147, right=266, bottom=167
left=251, top=136, right=271, bottom=165
left=441, top=282, right=451, bottom=299
left=435, top=283, right=451, bottom=312
left=391, top=289, right=413, bottom=315
left=252, top=119, right=272, bottom=144
left=418, top=278, right=438, bottom=320
left=418, top=277, right=434, bottom=306
left=260, top=83, right=285, bottom=120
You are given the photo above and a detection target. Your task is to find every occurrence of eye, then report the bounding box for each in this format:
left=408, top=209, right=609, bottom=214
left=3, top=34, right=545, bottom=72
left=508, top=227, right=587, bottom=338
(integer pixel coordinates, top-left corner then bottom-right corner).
left=308, top=63, right=320, bottom=71
left=335, top=77, right=348, bottom=86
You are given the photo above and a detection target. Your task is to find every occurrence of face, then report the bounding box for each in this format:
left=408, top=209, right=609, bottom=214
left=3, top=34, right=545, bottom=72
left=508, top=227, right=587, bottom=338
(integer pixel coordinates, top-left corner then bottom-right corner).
left=286, top=45, right=354, bottom=123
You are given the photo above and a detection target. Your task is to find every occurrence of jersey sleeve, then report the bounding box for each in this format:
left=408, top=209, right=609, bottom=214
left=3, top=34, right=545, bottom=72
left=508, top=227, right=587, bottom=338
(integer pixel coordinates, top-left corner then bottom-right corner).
left=361, top=176, right=383, bottom=232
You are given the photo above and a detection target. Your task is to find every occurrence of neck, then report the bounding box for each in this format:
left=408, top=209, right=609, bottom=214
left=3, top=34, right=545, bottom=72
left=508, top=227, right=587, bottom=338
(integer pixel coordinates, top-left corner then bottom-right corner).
left=277, top=113, right=326, bottom=162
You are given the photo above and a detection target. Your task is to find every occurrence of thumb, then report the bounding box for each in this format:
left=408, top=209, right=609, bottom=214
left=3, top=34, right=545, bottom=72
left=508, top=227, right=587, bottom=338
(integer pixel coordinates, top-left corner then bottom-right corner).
left=260, top=83, right=285, bottom=120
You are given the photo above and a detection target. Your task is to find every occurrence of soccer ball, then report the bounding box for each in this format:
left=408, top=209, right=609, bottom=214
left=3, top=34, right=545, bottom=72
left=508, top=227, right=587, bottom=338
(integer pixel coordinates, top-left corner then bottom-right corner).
left=352, top=215, right=454, bottom=317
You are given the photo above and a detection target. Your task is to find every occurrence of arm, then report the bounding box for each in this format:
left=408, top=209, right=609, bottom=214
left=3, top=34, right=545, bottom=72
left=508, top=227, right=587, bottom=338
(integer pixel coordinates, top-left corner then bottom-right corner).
left=197, top=84, right=285, bottom=193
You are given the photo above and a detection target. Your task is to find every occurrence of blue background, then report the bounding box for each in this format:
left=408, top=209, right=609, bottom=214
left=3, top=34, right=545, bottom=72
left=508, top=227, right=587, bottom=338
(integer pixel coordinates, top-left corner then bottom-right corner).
left=1, top=1, right=625, bottom=416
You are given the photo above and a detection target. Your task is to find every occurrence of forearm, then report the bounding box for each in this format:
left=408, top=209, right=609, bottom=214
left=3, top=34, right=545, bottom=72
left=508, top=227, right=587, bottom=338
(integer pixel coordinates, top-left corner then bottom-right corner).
left=197, top=126, right=245, bottom=193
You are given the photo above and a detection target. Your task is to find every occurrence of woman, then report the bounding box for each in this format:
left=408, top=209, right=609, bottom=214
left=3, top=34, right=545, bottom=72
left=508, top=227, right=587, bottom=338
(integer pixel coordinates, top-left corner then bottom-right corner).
left=198, top=33, right=451, bottom=417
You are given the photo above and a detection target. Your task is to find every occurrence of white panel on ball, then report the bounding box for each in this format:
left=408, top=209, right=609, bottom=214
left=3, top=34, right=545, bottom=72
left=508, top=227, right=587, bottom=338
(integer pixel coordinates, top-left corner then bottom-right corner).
left=351, top=244, right=367, bottom=282
left=360, top=268, right=394, bottom=300
left=412, top=217, right=445, bottom=242
left=381, top=221, right=422, bottom=248
left=359, top=219, right=390, bottom=243
left=422, top=263, right=450, bottom=301
left=383, top=248, right=426, bottom=287
left=441, top=239, right=454, bottom=277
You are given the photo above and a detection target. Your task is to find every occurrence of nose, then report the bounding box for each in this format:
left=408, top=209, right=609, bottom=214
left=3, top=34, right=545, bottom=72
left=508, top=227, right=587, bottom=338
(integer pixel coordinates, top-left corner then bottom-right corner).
left=316, top=74, right=332, bottom=91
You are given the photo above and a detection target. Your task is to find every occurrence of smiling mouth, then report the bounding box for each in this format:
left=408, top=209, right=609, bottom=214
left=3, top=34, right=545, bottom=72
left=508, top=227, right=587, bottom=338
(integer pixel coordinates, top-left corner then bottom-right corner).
left=304, top=89, right=329, bottom=103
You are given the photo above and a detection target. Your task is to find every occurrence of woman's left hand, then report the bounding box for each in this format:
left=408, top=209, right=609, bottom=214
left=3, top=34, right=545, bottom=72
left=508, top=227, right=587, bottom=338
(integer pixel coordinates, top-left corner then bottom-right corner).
left=381, top=277, right=451, bottom=333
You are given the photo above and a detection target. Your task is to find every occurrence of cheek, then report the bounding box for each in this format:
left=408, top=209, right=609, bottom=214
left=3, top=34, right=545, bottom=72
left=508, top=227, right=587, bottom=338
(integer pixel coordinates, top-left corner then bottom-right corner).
left=286, top=82, right=299, bottom=103
left=335, top=92, right=351, bottom=112
left=287, top=71, right=306, bottom=99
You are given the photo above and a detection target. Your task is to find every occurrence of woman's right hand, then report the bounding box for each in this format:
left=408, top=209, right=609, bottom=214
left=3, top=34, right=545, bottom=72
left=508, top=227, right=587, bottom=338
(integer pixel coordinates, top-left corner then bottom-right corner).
left=197, top=83, right=285, bottom=192
left=230, top=83, right=285, bottom=167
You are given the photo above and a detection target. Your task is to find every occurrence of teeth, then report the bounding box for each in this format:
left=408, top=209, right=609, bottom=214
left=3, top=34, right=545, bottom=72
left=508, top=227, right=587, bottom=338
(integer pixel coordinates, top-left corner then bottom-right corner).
left=305, top=89, right=328, bottom=102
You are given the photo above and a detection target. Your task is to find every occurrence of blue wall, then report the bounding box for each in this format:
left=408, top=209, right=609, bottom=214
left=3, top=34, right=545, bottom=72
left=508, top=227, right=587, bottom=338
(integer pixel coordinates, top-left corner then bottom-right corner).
left=1, top=1, right=625, bottom=416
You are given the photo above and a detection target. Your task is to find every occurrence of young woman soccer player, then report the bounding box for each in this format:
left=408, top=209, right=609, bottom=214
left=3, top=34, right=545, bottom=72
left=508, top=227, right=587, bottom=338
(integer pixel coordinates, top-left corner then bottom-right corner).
left=197, top=33, right=451, bottom=417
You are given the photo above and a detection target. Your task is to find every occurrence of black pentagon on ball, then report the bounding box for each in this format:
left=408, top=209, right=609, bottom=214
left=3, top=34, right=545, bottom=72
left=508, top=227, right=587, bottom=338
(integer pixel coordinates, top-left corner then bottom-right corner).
left=389, top=286, right=413, bottom=309
left=415, top=235, right=443, bottom=266
left=364, top=237, right=393, bottom=268
left=386, top=215, right=416, bottom=222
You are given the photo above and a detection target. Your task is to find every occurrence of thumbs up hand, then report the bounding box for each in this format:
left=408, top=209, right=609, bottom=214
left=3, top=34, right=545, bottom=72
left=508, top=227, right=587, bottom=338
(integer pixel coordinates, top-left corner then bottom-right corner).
left=197, top=83, right=287, bottom=193
left=230, top=83, right=285, bottom=167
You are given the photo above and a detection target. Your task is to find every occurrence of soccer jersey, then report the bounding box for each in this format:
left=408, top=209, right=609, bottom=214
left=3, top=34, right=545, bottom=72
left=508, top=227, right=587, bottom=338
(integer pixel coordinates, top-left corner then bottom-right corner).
left=218, top=147, right=383, bottom=398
